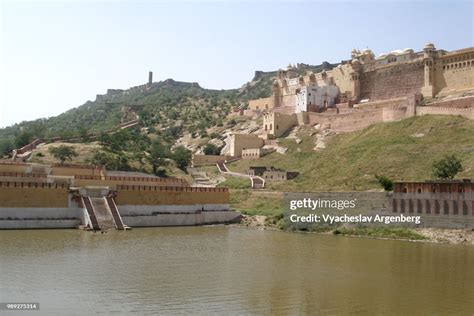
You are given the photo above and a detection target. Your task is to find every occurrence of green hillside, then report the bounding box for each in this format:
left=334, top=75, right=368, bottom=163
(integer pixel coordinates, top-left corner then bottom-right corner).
left=226, top=115, right=474, bottom=191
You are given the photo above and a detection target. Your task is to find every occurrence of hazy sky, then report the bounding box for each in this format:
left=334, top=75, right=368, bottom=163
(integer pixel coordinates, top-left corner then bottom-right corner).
left=1, top=0, right=473, bottom=128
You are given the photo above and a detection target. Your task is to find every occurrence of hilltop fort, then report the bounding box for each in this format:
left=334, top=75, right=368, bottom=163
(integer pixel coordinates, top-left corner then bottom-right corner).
left=225, top=43, right=473, bottom=158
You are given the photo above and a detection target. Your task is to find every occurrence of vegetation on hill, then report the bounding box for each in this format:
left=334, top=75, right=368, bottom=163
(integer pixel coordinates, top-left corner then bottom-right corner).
left=0, top=61, right=338, bottom=159
left=226, top=115, right=474, bottom=191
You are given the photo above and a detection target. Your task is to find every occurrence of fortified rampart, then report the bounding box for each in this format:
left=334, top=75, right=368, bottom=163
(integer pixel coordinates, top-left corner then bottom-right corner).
left=359, top=62, right=424, bottom=101
left=0, top=182, right=69, bottom=208
left=0, top=163, right=239, bottom=229
left=115, top=185, right=229, bottom=206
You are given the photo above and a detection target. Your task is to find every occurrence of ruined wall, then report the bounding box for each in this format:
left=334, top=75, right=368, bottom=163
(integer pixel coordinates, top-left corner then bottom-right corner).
left=0, top=182, right=69, bottom=208
left=115, top=186, right=229, bottom=206
left=359, top=62, right=424, bottom=101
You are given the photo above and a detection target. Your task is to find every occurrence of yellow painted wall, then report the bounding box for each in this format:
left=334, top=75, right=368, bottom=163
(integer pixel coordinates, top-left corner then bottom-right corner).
left=116, top=187, right=229, bottom=205
left=73, top=178, right=187, bottom=189
left=51, top=166, right=103, bottom=177
left=0, top=184, right=69, bottom=207
left=0, top=164, right=29, bottom=173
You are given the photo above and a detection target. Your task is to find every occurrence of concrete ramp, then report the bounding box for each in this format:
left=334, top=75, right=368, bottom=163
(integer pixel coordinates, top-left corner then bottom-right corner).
left=90, top=197, right=116, bottom=231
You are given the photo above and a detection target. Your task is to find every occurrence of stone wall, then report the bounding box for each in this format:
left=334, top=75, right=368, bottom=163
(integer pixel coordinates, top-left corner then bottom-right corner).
left=229, top=134, right=264, bottom=157
left=115, top=185, right=229, bottom=206
left=436, top=51, right=474, bottom=95
left=263, top=112, right=297, bottom=138
left=306, top=108, right=384, bottom=132
left=192, top=154, right=233, bottom=166
left=51, top=164, right=105, bottom=177
left=0, top=162, right=29, bottom=173
left=0, top=182, right=69, bottom=208
left=427, top=96, right=474, bottom=108
left=417, top=106, right=473, bottom=119
left=242, top=148, right=261, bottom=159
left=248, top=97, right=274, bottom=111
left=359, top=62, right=424, bottom=101
left=121, top=211, right=240, bottom=227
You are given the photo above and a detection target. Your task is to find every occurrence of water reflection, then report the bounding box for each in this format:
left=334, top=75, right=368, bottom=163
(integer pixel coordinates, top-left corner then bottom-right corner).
left=0, top=228, right=473, bottom=315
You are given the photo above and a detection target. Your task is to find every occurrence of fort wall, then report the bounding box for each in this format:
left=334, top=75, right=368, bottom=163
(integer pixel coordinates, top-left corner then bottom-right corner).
left=306, top=108, right=384, bottom=132
left=417, top=106, right=473, bottom=119
left=192, top=154, right=233, bottom=166
left=115, top=185, right=229, bottom=206
left=248, top=97, right=274, bottom=111
left=229, top=134, right=264, bottom=157
left=51, top=164, right=105, bottom=177
left=359, top=62, right=424, bottom=101
left=0, top=182, right=69, bottom=208
left=435, top=50, right=474, bottom=95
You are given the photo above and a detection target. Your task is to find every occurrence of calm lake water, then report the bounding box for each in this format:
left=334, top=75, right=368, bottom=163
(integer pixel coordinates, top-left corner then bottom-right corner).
left=1, top=227, right=474, bottom=315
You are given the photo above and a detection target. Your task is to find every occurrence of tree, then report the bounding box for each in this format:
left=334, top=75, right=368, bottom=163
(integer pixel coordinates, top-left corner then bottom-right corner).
left=203, top=143, right=221, bottom=155
left=375, top=174, right=393, bottom=191
left=148, top=140, right=170, bottom=175
left=49, top=145, right=78, bottom=164
left=432, top=155, right=463, bottom=180
left=14, top=131, right=33, bottom=148
left=171, top=146, right=192, bottom=171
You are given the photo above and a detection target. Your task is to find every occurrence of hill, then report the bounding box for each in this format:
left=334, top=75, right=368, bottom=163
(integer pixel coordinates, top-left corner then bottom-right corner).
left=225, top=115, right=474, bottom=191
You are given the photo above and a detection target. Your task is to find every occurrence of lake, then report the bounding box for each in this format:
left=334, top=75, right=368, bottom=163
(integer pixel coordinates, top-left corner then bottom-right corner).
left=1, top=227, right=473, bottom=315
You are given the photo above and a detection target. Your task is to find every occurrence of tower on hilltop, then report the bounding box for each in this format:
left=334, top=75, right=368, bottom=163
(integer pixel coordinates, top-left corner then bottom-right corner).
left=148, top=71, right=153, bottom=86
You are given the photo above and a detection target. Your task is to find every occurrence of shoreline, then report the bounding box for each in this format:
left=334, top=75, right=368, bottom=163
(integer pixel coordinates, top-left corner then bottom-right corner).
left=237, top=214, right=474, bottom=245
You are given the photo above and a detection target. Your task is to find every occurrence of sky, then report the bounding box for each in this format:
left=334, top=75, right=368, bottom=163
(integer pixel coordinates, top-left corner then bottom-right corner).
left=0, top=0, right=473, bottom=128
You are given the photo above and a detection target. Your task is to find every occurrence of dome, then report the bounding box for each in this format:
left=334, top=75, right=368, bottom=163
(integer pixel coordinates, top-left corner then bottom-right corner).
left=424, top=42, right=435, bottom=49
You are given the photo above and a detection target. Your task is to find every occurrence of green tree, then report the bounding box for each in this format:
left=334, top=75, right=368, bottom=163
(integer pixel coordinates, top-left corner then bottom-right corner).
left=148, top=140, right=170, bottom=175
left=0, top=139, right=14, bottom=157
left=14, top=131, right=33, bottom=148
left=375, top=174, right=393, bottom=191
left=49, top=145, right=78, bottom=164
left=90, top=150, right=130, bottom=171
left=171, top=146, right=192, bottom=171
left=432, top=155, right=463, bottom=180
left=203, top=143, right=221, bottom=155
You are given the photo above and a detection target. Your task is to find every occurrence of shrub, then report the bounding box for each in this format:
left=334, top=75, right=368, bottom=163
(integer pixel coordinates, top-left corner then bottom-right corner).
left=375, top=174, right=393, bottom=191
left=432, top=155, right=463, bottom=180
